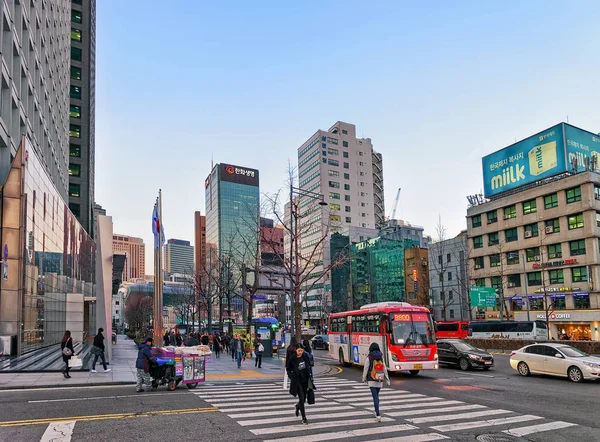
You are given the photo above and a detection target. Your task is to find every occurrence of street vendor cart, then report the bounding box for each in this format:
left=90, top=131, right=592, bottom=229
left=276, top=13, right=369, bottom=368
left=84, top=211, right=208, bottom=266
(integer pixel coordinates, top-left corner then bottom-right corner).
left=151, top=345, right=210, bottom=391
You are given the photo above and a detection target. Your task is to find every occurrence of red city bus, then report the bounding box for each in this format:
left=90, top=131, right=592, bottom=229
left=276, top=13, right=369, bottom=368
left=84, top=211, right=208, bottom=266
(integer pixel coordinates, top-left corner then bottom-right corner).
left=328, top=302, right=438, bottom=375
left=434, top=321, right=469, bottom=339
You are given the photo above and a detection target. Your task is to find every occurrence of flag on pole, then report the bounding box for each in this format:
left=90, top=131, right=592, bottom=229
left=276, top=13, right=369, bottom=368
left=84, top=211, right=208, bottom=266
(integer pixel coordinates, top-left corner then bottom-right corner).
left=152, top=202, right=164, bottom=249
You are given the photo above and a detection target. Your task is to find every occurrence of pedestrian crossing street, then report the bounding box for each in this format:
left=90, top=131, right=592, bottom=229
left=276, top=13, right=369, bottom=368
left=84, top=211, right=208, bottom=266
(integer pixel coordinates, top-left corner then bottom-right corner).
left=192, top=377, right=577, bottom=441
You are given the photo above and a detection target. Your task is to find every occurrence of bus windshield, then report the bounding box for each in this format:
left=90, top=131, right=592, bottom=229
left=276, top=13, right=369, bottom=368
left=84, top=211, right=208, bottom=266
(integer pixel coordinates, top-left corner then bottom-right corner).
left=390, top=313, right=435, bottom=345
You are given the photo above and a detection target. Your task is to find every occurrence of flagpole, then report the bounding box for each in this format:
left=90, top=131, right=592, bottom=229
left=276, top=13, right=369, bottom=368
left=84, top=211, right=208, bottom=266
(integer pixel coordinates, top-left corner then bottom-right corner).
left=153, top=198, right=161, bottom=345
left=157, top=190, right=164, bottom=344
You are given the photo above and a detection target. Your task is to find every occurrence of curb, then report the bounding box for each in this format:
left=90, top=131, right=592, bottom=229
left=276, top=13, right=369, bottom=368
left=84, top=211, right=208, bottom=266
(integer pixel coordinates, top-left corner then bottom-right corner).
left=0, top=381, right=136, bottom=390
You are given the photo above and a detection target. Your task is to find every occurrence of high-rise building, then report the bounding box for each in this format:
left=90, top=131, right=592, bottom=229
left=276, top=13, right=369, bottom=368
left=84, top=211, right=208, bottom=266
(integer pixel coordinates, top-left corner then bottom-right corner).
left=0, top=1, right=72, bottom=197
left=68, top=0, right=96, bottom=234
left=194, top=211, right=207, bottom=276
left=296, top=121, right=384, bottom=323
left=112, top=234, right=145, bottom=280
left=260, top=217, right=284, bottom=266
left=164, top=239, right=194, bottom=276
left=404, top=246, right=430, bottom=307
left=92, top=203, right=106, bottom=241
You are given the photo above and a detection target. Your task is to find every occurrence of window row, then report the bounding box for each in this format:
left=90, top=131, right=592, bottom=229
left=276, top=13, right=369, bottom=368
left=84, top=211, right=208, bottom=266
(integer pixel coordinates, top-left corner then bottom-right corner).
left=473, top=266, right=588, bottom=288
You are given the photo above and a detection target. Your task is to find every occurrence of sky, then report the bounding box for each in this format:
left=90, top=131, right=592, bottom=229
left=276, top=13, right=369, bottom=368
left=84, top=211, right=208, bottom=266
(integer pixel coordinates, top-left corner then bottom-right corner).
left=94, top=1, right=600, bottom=274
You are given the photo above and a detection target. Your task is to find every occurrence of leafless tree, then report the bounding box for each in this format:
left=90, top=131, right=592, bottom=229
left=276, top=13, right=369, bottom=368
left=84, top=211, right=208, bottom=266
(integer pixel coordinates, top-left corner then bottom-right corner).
left=429, top=216, right=451, bottom=320
left=124, top=295, right=153, bottom=337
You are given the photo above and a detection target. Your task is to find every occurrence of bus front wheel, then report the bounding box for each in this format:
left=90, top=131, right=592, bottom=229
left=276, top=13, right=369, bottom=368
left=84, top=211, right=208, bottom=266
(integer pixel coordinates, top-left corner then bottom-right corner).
left=339, top=349, right=351, bottom=367
left=408, top=370, right=420, bottom=376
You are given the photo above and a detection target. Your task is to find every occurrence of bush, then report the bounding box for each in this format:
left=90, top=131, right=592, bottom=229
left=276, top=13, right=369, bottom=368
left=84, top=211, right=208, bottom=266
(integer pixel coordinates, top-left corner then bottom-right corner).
left=466, top=338, right=600, bottom=354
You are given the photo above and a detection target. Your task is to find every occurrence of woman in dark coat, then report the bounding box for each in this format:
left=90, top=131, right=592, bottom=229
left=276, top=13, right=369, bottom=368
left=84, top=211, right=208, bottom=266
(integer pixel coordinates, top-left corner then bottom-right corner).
left=287, top=343, right=312, bottom=424
left=91, top=328, right=110, bottom=373
left=60, top=330, right=75, bottom=379
left=285, top=337, right=298, bottom=372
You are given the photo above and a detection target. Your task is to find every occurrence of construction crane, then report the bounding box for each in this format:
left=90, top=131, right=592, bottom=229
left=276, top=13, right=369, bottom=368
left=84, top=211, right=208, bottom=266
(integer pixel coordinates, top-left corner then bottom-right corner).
left=390, top=187, right=401, bottom=220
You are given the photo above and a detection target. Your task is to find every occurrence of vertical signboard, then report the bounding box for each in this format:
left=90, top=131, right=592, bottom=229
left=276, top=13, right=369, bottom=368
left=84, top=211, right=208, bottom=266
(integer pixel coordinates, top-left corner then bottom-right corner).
left=563, top=123, right=600, bottom=173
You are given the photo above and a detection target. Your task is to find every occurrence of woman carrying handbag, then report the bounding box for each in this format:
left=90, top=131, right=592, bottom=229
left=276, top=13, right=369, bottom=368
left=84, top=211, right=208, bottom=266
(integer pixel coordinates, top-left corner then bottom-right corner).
left=61, top=331, right=75, bottom=379
left=287, top=343, right=313, bottom=424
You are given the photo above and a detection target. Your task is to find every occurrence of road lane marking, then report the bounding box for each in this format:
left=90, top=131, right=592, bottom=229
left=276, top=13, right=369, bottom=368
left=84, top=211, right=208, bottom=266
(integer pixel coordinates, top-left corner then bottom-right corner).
left=431, top=414, right=544, bottom=432
left=0, top=407, right=218, bottom=427
left=263, top=424, right=420, bottom=442
left=351, top=396, right=442, bottom=407
left=40, top=421, right=75, bottom=442
left=386, top=404, right=485, bottom=417
left=237, top=410, right=371, bottom=426
left=452, top=372, right=495, bottom=378
left=407, top=409, right=512, bottom=424
left=227, top=405, right=353, bottom=418
left=28, top=392, right=187, bottom=403
left=209, top=398, right=298, bottom=406
left=251, top=417, right=394, bottom=435
left=503, top=421, right=577, bottom=437
left=375, top=435, right=449, bottom=442
left=383, top=400, right=463, bottom=410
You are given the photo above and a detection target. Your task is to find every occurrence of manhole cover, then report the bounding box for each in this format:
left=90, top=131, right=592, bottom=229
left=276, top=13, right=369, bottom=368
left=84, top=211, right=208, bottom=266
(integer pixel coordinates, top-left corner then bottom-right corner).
left=476, top=434, right=519, bottom=442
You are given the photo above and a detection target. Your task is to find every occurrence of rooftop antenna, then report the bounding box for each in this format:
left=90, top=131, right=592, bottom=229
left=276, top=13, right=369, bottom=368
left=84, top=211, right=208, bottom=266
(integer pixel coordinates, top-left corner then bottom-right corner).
left=211, top=153, right=214, bottom=169
left=567, top=115, right=569, bottom=123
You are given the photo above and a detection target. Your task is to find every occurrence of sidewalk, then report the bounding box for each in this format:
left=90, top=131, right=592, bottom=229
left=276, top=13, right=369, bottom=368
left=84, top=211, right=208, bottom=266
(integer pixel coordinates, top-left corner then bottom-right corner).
left=0, top=335, right=138, bottom=389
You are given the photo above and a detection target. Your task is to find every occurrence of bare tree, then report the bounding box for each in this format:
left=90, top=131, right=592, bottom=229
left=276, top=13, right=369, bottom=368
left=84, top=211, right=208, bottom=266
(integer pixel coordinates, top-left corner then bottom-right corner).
left=124, top=295, right=153, bottom=337
left=430, top=216, right=450, bottom=320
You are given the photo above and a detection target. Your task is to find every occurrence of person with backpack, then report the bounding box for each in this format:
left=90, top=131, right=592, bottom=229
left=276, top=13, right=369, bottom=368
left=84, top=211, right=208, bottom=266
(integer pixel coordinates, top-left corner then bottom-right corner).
left=302, top=339, right=315, bottom=376
left=253, top=334, right=264, bottom=368
left=362, top=342, right=390, bottom=421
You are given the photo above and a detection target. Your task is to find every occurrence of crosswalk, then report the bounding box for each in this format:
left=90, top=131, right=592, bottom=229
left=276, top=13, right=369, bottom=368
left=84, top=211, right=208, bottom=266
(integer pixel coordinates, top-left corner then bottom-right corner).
left=192, top=377, right=578, bottom=441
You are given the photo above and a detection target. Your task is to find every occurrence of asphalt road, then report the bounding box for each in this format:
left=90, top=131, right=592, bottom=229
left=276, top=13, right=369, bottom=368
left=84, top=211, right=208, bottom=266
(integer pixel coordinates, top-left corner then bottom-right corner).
left=0, top=351, right=597, bottom=441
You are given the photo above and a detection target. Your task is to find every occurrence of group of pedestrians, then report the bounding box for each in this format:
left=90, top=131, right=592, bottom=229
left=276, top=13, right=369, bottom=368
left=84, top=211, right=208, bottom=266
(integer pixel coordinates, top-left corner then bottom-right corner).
left=60, top=328, right=112, bottom=379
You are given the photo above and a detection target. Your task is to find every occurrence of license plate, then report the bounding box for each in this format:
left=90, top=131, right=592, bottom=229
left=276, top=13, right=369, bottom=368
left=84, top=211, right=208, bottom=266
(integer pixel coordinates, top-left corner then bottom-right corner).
left=485, top=361, right=492, bottom=365
left=414, top=364, right=423, bottom=370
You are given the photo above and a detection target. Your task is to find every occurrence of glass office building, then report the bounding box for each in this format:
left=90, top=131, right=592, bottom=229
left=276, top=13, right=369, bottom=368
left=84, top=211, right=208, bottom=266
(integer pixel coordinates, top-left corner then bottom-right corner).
left=0, top=138, right=95, bottom=355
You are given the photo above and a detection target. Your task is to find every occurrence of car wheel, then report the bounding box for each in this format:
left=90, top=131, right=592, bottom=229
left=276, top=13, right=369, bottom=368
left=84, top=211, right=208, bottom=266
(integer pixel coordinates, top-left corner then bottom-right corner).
left=568, top=366, right=584, bottom=383
left=517, top=361, right=530, bottom=376
left=459, top=358, right=470, bottom=371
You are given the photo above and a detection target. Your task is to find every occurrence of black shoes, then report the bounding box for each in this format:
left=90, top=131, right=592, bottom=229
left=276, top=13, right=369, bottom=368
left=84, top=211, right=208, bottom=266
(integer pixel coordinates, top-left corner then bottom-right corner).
left=302, top=418, right=308, bottom=424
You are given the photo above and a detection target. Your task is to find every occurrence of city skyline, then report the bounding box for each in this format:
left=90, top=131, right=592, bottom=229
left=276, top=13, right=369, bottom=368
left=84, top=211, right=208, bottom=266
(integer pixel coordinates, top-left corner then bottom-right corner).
left=93, top=1, right=600, bottom=271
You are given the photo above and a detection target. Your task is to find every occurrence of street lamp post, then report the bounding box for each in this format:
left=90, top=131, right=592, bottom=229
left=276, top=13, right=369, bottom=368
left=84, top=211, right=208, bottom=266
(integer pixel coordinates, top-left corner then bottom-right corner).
left=288, top=183, right=327, bottom=338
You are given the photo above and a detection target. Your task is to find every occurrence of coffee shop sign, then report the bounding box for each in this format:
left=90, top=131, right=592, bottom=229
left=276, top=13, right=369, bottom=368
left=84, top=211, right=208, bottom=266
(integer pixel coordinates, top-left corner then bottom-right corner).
left=533, top=286, right=580, bottom=294
left=536, top=313, right=572, bottom=320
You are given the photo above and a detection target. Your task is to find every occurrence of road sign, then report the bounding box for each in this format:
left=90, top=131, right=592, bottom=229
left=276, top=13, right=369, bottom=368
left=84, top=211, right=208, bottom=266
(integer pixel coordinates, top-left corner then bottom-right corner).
left=470, top=286, right=496, bottom=307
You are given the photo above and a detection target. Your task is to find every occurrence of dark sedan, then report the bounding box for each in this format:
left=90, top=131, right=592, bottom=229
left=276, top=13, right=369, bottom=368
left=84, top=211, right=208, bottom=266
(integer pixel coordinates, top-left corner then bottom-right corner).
left=437, top=339, right=494, bottom=371
left=311, top=335, right=329, bottom=350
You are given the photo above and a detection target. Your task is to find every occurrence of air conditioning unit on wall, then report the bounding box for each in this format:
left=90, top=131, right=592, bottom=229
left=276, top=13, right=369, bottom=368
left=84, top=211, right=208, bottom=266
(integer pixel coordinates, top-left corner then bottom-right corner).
left=525, top=231, right=532, bottom=238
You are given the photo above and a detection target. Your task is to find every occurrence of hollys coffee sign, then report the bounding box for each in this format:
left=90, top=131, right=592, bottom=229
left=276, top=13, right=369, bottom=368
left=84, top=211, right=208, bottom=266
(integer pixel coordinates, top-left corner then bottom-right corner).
left=220, top=163, right=259, bottom=187
left=536, top=313, right=572, bottom=321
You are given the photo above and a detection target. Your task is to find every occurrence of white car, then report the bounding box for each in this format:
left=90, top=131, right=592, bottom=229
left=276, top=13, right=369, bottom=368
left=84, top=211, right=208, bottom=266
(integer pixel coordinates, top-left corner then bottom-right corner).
left=510, top=343, right=600, bottom=382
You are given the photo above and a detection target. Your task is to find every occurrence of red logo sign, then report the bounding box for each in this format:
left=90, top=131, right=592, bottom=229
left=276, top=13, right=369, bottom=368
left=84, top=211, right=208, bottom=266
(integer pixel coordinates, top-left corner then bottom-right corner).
left=225, top=166, right=235, bottom=174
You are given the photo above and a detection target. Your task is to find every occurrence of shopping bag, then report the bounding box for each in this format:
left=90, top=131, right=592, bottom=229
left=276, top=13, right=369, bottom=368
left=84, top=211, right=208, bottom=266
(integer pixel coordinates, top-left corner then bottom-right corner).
left=68, top=356, right=82, bottom=368
left=283, top=370, right=289, bottom=390
left=307, top=388, right=316, bottom=405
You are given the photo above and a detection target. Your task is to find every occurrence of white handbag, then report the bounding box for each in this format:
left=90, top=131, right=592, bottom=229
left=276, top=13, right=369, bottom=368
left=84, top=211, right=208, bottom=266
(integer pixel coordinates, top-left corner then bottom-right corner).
left=68, top=356, right=83, bottom=368
left=283, top=370, right=289, bottom=390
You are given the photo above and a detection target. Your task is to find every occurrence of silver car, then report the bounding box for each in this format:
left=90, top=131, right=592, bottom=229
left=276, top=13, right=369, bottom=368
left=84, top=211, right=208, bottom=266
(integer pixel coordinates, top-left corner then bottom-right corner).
left=510, top=343, right=600, bottom=383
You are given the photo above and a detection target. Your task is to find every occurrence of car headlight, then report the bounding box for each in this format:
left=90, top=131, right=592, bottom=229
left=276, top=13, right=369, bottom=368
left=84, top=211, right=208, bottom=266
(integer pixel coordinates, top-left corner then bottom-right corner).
left=391, top=353, right=399, bottom=362
left=468, top=354, right=482, bottom=360
left=583, top=361, right=600, bottom=369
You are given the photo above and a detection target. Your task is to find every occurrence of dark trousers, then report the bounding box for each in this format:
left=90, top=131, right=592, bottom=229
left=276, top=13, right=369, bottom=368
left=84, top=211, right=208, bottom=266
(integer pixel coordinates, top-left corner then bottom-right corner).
left=63, top=360, right=70, bottom=375
left=296, top=384, right=308, bottom=418
left=370, top=386, right=381, bottom=416
left=255, top=353, right=262, bottom=368
left=93, top=352, right=107, bottom=370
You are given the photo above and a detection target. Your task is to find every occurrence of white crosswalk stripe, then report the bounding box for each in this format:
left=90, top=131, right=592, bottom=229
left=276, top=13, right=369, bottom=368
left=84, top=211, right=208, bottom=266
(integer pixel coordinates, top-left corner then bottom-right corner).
left=192, top=379, right=579, bottom=441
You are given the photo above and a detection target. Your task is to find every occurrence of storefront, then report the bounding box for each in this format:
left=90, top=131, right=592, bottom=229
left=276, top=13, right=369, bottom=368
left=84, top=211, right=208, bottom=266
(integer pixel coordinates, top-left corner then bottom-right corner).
left=514, top=310, right=600, bottom=341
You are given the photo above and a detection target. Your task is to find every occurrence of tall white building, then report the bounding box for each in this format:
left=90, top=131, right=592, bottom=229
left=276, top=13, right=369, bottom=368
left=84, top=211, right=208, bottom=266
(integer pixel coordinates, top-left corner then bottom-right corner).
left=164, top=239, right=194, bottom=277
left=296, top=121, right=384, bottom=324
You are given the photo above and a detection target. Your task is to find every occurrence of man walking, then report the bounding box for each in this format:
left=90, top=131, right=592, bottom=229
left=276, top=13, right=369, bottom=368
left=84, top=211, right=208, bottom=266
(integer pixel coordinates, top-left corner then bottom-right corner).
left=253, top=333, right=263, bottom=368
left=135, top=336, right=157, bottom=392
left=232, top=334, right=243, bottom=369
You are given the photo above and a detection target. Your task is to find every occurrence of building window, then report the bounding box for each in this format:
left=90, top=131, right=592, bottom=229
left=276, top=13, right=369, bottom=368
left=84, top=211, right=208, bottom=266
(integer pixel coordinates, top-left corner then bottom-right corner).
left=344, top=195, right=350, bottom=201
left=489, top=254, right=500, bottom=268
left=507, top=274, right=521, bottom=287
left=526, top=247, right=540, bottom=262
left=70, top=85, right=81, bottom=99
left=503, top=205, right=516, bottom=219
left=472, top=214, right=481, bottom=228
left=69, top=164, right=81, bottom=177
left=566, top=186, right=582, bottom=204
left=70, top=105, right=81, bottom=119
left=475, top=278, right=485, bottom=287
left=70, top=124, right=81, bottom=138
left=523, top=199, right=537, bottom=215
left=487, top=210, right=497, bottom=224
left=527, top=271, right=542, bottom=286
left=568, top=213, right=584, bottom=230
left=572, top=266, right=588, bottom=282
left=343, top=162, right=349, bottom=169
left=344, top=184, right=350, bottom=190
left=71, top=66, right=82, bottom=80
left=552, top=297, right=566, bottom=310
left=328, top=181, right=340, bottom=188
left=330, top=215, right=341, bottom=222
left=595, top=185, right=600, bottom=201
left=545, top=218, right=560, bottom=234
left=474, top=256, right=484, bottom=269
left=473, top=236, right=483, bottom=249
left=69, top=203, right=81, bottom=217
left=491, top=276, right=502, bottom=289
left=328, top=170, right=339, bottom=178
left=69, top=144, right=81, bottom=157
left=343, top=151, right=348, bottom=158
left=71, top=47, right=82, bottom=61
left=343, top=173, right=350, bottom=179
left=343, top=141, right=348, bottom=147
left=506, top=253, right=519, bottom=265
left=329, top=192, right=340, bottom=200
left=597, top=212, right=600, bottom=227
left=342, top=129, right=348, bottom=135
left=569, top=239, right=586, bottom=256
left=547, top=243, right=562, bottom=259
left=505, top=228, right=518, bottom=242
left=69, top=183, right=80, bottom=197
left=549, top=269, right=564, bottom=284
left=72, top=9, right=82, bottom=23
left=448, top=290, right=454, bottom=300
left=449, top=309, right=455, bottom=319
left=328, top=159, right=339, bottom=167
left=544, top=193, right=558, bottom=209
left=524, top=223, right=539, bottom=238
left=488, top=232, right=499, bottom=246
left=575, top=295, right=590, bottom=309
left=327, top=148, right=339, bottom=156
left=345, top=217, right=351, bottom=223
left=71, top=28, right=82, bottom=42
left=447, top=272, right=452, bottom=281
left=345, top=206, right=351, bottom=212
left=447, top=253, right=451, bottom=263
left=329, top=203, right=340, bottom=211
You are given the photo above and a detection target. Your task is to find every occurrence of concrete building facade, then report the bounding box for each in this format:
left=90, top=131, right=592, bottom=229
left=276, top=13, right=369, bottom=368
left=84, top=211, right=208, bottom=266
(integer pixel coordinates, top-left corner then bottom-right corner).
left=112, top=234, right=145, bottom=280
left=164, top=239, right=194, bottom=276
left=194, top=211, right=206, bottom=276
left=404, top=247, right=430, bottom=307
